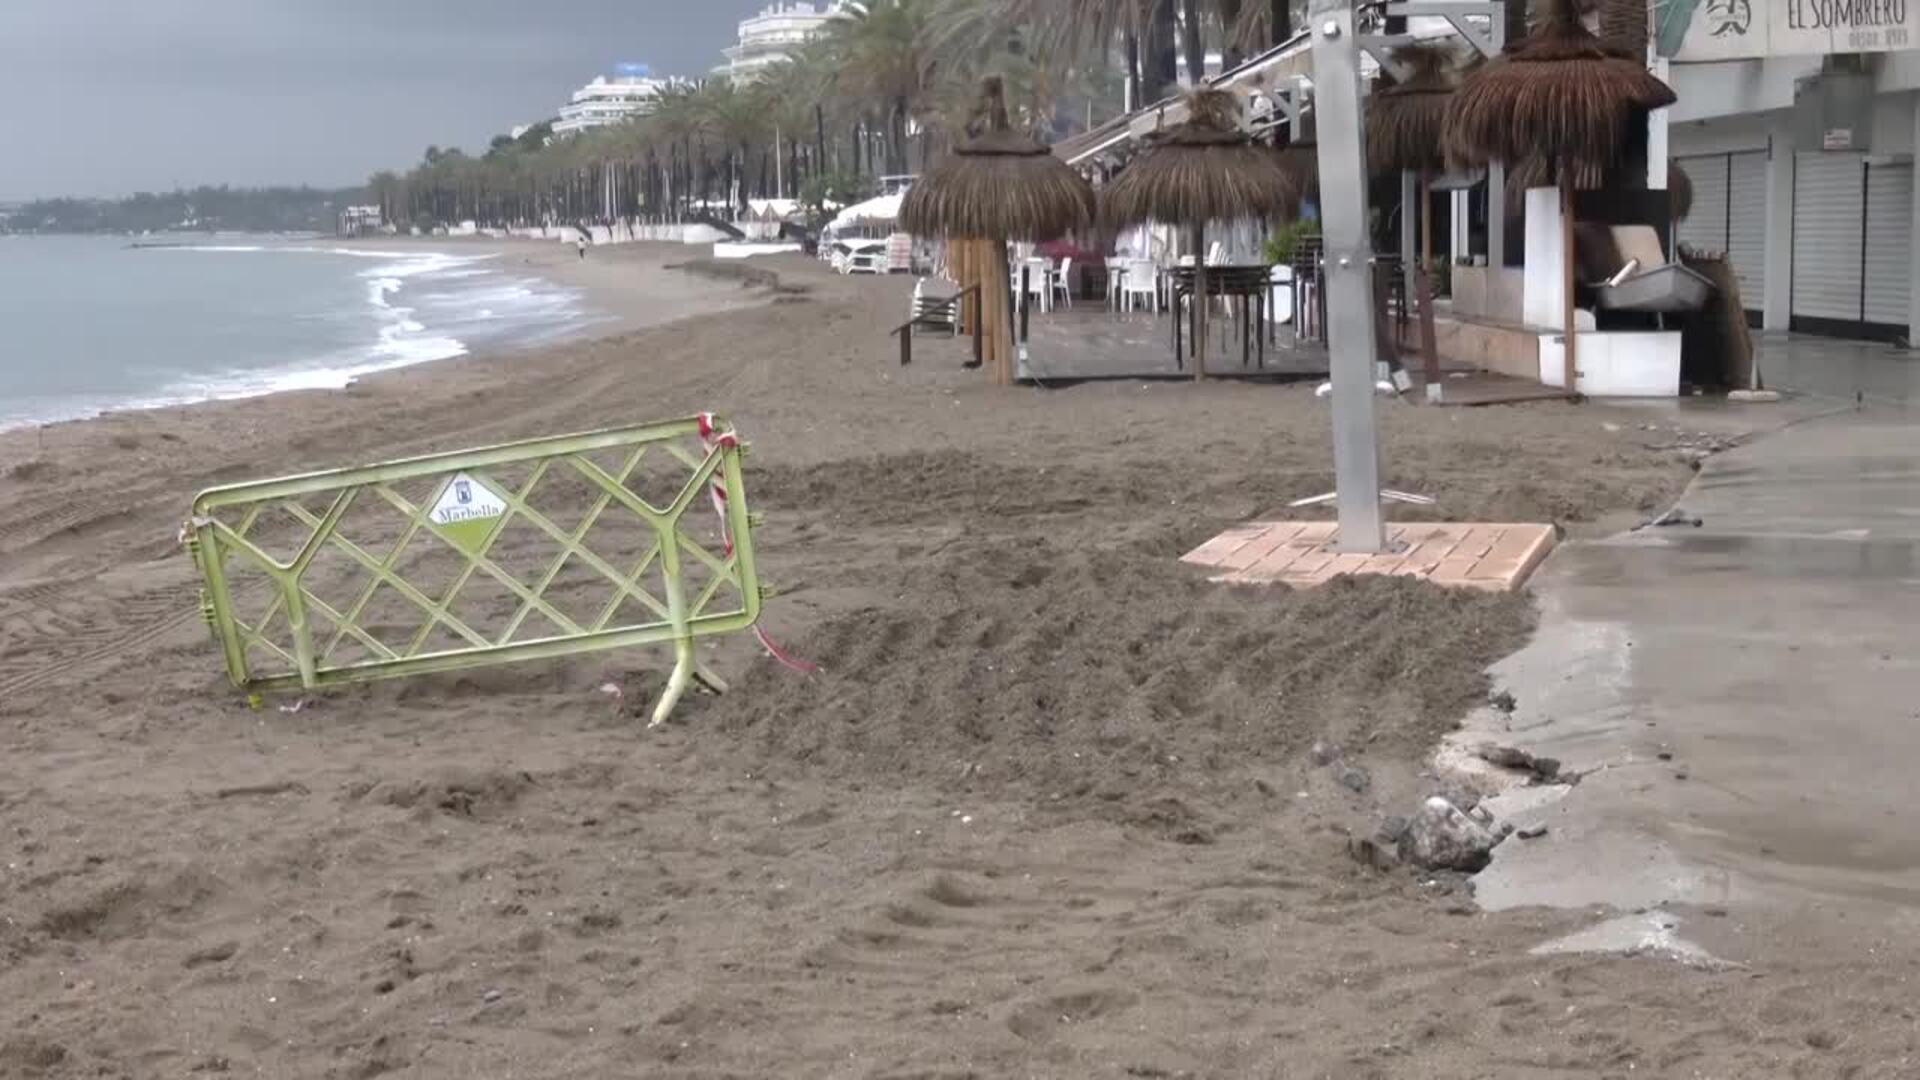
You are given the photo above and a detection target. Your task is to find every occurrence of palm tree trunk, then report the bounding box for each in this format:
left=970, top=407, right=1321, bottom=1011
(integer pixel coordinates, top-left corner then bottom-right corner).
left=815, top=104, right=828, bottom=174
left=1504, top=0, right=1528, bottom=42
left=1270, top=0, right=1289, bottom=46
left=892, top=96, right=910, bottom=176
left=1147, top=1, right=1179, bottom=101
left=1123, top=32, right=1141, bottom=110
left=1218, top=0, right=1244, bottom=66
left=1180, top=0, right=1205, bottom=84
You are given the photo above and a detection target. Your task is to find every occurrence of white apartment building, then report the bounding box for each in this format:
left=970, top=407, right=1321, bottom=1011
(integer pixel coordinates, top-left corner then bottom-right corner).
left=552, top=64, right=668, bottom=137
left=715, top=2, right=845, bottom=82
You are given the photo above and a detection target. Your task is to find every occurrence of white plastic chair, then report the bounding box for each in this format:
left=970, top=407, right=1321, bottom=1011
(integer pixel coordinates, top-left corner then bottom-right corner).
left=1268, top=264, right=1294, bottom=326
left=1105, top=257, right=1128, bottom=308
left=910, top=278, right=958, bottom=335
left=1049, top=257, right=1074, bottom=309
left=1120, top=260, right=1160, bottom=313
left=1021, top=257, right=1052, bottom=312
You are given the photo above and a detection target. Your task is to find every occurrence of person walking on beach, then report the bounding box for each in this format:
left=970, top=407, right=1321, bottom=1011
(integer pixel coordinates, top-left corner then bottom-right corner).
left=576, top=235, right=588, bottom=260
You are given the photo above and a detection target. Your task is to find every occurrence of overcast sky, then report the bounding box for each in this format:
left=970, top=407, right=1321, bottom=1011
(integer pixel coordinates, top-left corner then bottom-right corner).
left=0, top=0, right=772, bottom=200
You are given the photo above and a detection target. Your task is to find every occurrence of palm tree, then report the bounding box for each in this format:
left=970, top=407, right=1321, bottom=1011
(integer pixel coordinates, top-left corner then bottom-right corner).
left=758, top=57, right=834, bottom=197
left=374, top=0, right=1223, bottom=229
left=368, top=171, right=405, bottom=227
left=820, top=0, right=936, bottom=176
left=696, top=79, right=774, bottom=212
left=951, top=0, right=1180, bottom=104
left=1227, top=0, right=1305, bottom=53
left=646, top=81, right=711, bottom=220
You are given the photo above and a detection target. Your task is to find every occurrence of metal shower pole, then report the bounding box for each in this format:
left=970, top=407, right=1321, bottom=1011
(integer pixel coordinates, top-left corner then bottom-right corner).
left=1309, top=0, right=1386, bottom=553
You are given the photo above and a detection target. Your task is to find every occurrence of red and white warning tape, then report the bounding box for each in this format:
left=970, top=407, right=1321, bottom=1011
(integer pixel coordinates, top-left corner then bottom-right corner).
left=697, top=413, right=817, bottom=675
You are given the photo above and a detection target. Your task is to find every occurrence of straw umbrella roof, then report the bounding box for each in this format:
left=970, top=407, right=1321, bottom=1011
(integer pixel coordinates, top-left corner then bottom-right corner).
left=1367, top=43, right=1458, bottom=175
left=900, top=77, right=1095, bottom=241
left=1275, top=117, right=1319, bottom=204
left=1444, top=0, right=1676, bottom=180
left=1102, top=89, right=1300, bottom=227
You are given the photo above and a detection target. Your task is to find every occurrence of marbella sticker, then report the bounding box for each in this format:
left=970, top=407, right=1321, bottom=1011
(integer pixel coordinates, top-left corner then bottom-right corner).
left=427, top=472, right=509, bottom=555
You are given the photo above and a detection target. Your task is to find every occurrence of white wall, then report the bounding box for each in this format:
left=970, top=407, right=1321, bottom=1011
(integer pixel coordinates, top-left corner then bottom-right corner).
left=1669, top=57, right=1821, bottom=123
left=1869, top=94, right=1917, bottom=157
left=1671, top=59, right=1919, bottom=159
left=1669, top=111, right=1776, bottom=156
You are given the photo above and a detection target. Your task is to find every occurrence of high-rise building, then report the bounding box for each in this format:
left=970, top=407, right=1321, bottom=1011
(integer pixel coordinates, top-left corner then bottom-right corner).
left=714, top=2, right=845, bottom=83
left=552, top=63, right=668, bottom=137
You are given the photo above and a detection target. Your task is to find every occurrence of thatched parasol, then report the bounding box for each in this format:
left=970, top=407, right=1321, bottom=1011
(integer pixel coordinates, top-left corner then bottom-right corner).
left=1275, top=122, right=1319, bottom=206
left=901, top=77, right=1096, bottom=386
left=1368, top=44, right=1457, bottom=175
left=1369, top=42, right=1459, bottom=387
left=1445, top=0, right=1674, bottom=177
left=1444, top=0, right=1675, bottom=395
left=1103, top=88, right=1298, bottom=378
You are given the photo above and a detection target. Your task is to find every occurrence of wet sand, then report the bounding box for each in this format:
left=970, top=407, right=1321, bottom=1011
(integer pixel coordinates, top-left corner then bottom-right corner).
left=1, top=244, right=1911, bottom=1077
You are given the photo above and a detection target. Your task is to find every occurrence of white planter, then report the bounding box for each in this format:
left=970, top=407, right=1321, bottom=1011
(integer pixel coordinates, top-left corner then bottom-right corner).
left=1538, top=330, right=1681, bottom=397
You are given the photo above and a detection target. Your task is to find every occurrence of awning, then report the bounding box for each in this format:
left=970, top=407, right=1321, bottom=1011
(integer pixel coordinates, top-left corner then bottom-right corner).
left=825, top=192, right=905, bottom=234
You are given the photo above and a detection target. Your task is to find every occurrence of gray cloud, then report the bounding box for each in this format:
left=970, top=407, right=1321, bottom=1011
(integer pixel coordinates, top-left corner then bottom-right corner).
left=0, top=0, right=769, bottom=198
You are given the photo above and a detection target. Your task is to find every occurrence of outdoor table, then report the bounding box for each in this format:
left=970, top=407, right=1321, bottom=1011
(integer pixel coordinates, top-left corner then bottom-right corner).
left=1166, top=264, right=1276, bottom=371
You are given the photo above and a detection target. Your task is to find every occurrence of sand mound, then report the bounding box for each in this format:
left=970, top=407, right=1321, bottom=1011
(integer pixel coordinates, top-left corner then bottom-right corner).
left=36, top=864, right=225, bottom=942
left=718, top=539, right=1533, bottom=830
left=0, top=1037, right=67, bottom=1076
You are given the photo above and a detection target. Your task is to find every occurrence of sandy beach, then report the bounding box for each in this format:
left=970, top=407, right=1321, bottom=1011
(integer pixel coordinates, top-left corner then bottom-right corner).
left=1, top=241, right=1911, bottom=1078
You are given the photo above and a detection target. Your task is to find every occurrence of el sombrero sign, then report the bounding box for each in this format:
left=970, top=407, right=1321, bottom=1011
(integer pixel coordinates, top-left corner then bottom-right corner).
left=1656, top=0, right=1916, bottom=60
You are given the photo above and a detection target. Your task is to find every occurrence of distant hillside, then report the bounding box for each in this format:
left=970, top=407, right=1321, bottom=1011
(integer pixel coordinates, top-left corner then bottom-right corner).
left=1, top=186, right=364, bottom=234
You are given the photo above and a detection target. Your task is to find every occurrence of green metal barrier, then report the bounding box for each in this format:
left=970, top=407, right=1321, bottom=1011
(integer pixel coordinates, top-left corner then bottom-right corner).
left=183, top=415, right=764, bottom=725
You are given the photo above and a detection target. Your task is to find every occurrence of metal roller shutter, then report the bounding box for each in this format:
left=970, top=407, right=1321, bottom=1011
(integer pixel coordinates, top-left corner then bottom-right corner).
left=1862, top=162, right=1912, bottom=328
left=1791, top=153, right=1866, bottom=323
left=1727, top=152, right=1768, bottom=311
left=1676, top=153, right=1729, bottom=254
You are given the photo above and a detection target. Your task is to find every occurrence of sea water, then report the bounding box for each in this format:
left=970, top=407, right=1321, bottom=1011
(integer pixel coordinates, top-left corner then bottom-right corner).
left=0, top=235, right=601, bottom=430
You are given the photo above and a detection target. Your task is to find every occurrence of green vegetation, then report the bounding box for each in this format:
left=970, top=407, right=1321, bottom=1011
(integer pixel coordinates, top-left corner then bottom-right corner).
left=369, top=0, right=1305, bottom=230
left=799, top=171, right=874, bottom=231
left=2, top=186, right=360, bottom=235
left=1264, top=216, right=1319, bottom=265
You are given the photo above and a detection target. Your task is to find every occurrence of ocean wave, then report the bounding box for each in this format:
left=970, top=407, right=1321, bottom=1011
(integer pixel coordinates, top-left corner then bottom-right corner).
left=1, top=243, right=593, bottom=432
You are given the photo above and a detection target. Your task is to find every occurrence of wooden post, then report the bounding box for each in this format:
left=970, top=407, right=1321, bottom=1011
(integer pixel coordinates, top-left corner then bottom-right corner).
left=1559, top=173, right=1578, bottom=398
left=982, top=241, right=1013, bottom=386
left=1421, top=173, right=1432, bottom=272
left=955, top=240, right=975, bottom=335
left=1417, top=172, right=1441, bottom=391
left=1190, top=223, right=1209, bottom=380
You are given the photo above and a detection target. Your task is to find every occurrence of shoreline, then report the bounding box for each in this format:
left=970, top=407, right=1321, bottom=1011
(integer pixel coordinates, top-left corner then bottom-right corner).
left=0, top=237, right=772, bottom=438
